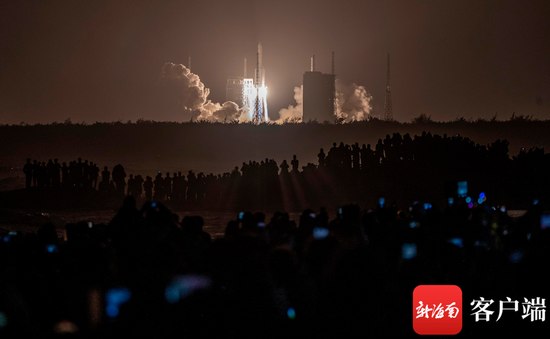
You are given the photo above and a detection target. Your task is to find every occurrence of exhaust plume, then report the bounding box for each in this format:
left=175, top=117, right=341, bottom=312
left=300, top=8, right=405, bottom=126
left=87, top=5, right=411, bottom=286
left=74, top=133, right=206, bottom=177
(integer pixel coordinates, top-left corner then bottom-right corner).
left=275, top=80, right=373, bottom=123
left=158, top=62, right=243, bottom=122
left=335, top=82, right=373, bottom=122
left=277, top=86, right=303, bottom=123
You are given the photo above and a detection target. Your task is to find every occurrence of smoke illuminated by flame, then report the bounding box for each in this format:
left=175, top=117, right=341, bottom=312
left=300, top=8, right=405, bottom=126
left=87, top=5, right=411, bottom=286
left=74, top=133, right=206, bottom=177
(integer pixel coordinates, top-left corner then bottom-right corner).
left=159, top=62, right=369, bottom=124
left=275, top=80, right=373, bottom=123
left=159, top=62, right=242, bottom=122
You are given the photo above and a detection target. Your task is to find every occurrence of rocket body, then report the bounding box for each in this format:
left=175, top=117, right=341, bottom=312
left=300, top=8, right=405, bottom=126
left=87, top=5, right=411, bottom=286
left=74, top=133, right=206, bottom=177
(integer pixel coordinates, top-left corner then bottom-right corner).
left=258, top=43, right=263, bottom=72
left=252, top=42, right=268, bottom=123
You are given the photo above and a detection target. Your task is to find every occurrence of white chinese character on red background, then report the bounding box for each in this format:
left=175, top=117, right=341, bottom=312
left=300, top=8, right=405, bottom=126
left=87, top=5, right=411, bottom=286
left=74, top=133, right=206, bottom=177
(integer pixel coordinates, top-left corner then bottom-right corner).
left=432, top=303, right=445, bottom=319
left=446, top=302, right=460, bottom=318
left=416, top=301, right=432, bottom=319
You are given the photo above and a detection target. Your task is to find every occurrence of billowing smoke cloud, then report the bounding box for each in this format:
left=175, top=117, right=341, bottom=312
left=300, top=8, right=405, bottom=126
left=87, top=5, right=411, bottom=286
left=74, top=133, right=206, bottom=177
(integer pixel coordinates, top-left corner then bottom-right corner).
left=276, top=80, right=373, bottom=123
left=277, top=86, right=303, bottom=123
left=210, top=101, right=242, bottom=122
left=158, top=62, right=243, bottom=122
left=335, top=82, right=373, bottom=122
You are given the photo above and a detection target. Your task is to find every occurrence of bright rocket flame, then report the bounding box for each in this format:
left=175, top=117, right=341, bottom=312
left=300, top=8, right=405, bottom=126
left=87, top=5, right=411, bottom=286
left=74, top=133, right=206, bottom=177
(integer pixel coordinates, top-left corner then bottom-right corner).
left=242, top=81, right=268, bottom=122
left=259, top=84, right=269, bottom=122
left=241, top=79, right=255, bottom=121
left=259, top=85, right=267, bottom=98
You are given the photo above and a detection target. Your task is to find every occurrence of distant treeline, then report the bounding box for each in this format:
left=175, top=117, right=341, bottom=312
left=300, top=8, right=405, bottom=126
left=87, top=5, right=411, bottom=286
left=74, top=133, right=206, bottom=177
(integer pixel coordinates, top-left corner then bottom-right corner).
left=1, top=115, right=549, bottom=176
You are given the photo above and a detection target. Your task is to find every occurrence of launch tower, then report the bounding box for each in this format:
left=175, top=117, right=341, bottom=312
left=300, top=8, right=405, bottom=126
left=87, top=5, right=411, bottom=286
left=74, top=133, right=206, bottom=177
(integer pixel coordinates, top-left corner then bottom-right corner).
left=303, top=54, right=336, bottom=123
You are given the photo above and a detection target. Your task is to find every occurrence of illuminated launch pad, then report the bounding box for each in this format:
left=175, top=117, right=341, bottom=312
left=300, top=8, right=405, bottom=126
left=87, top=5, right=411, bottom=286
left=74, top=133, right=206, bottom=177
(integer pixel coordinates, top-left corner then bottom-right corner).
left=226, top=44, right=268, bottom=123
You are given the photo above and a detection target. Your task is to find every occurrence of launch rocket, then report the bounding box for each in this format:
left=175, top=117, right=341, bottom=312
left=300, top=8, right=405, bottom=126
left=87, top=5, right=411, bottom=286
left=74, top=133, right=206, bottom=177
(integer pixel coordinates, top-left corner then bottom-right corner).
left=255, top=43, right=265, bottom=86
left=252, top=42, right=268, bottom=123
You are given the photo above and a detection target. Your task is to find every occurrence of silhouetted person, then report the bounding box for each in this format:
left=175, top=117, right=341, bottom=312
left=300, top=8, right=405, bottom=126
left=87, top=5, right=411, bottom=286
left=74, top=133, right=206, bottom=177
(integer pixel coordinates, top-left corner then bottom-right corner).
left=83, top=160, right=91, bottom=187
left=102, top=166, right=110, bottom=184
left=360, top=144, right=367, bottom=169
left=32, top=159, right=38, bottom=187
left=280, top=160, right=289, bottom=175
left=90, top=162, right=99, bottom=189
left=383, top=134, right=392, bottom=162
left=23, top=158, right=33, bottom=189
left=291, top=155, right=299, bottom=172
left=318, top=148, right=326, bottom=167
left=375, top=139, right=384, bottom=163
left=46, top=159, right=54, bottom=187
left=75, top=158, right=84, bottom=187
left=52, top=159, right=61, bottom=187
left=187, top=170, right=197, bottom=203
left=127, top=174, right=135, bottom=197
left=402, top=133, right=413, bottom=161
left=61, top=162, right=69, bottom=187
left=343, top=144, right=352, bottom=169
left=361, top=144, right=375, bottom=169
left=38, top=161, right=47, bottom=187
left=153, top=172, right=163, bottom=200
left=112, top=164, right=126, bottom=195
left=196, top=172, right=205, bottom=203
left=135, top=174, right=144, bottom=198
left=69, top=161, right=76, bottom=187
left=164, top=172, right=172, bottom=200
left=391, top=132, right=403, bottom=161
left=336, top=142, right=346, bottom=168
left=328, top=142, right=338, bottom=168
left=352, top=143, right=360, bottom=169
left=144, top=176, right=153, bottom=201
left=179, top=172, right=191, bottom=201
left=230, top=166, right=241, bottom=180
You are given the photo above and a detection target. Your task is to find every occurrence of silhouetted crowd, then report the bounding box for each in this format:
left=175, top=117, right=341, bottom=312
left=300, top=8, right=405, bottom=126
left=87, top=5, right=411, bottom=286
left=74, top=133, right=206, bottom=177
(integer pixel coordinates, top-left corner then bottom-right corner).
left=22, top=132, right=550, bottom=210
left=7, top=131, right=550, bottom=336
left=1, top=196, right=548, bottom=337
left=315, top=132, right=510, bottom=168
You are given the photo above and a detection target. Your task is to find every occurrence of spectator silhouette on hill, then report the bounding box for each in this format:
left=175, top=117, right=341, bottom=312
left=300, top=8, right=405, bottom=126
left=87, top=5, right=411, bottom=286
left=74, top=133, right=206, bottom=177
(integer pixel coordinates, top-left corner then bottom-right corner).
left=291, top=155, right=299, bottom=172
left=352, top=143, right=360, bottom=169
left=23, top=158, right=33, bottom=189
left=112, top=164, right=126, bottom=195
left=90, top=162, right=99, bottom=189
left=102, top=166, right=110, bottom=184
left=280, top=160, right=289, bottom=175
left=52, top=159, right=61, bottom=187
left=61, top=162, right=69, bottom=187
left=153, top=172, right=163, bottom=200
left=144, top=176, right=153, bottom=201
left=164, top=172, right=172, bottom=200
left=31, top=159, right=39, bottom=187
left=318, top=148, right=326, bottom=167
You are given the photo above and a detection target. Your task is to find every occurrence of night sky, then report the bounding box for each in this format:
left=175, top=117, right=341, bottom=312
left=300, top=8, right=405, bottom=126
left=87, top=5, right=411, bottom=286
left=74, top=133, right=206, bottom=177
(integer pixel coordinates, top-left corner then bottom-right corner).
left=1, top=0, right=549, bottom=124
